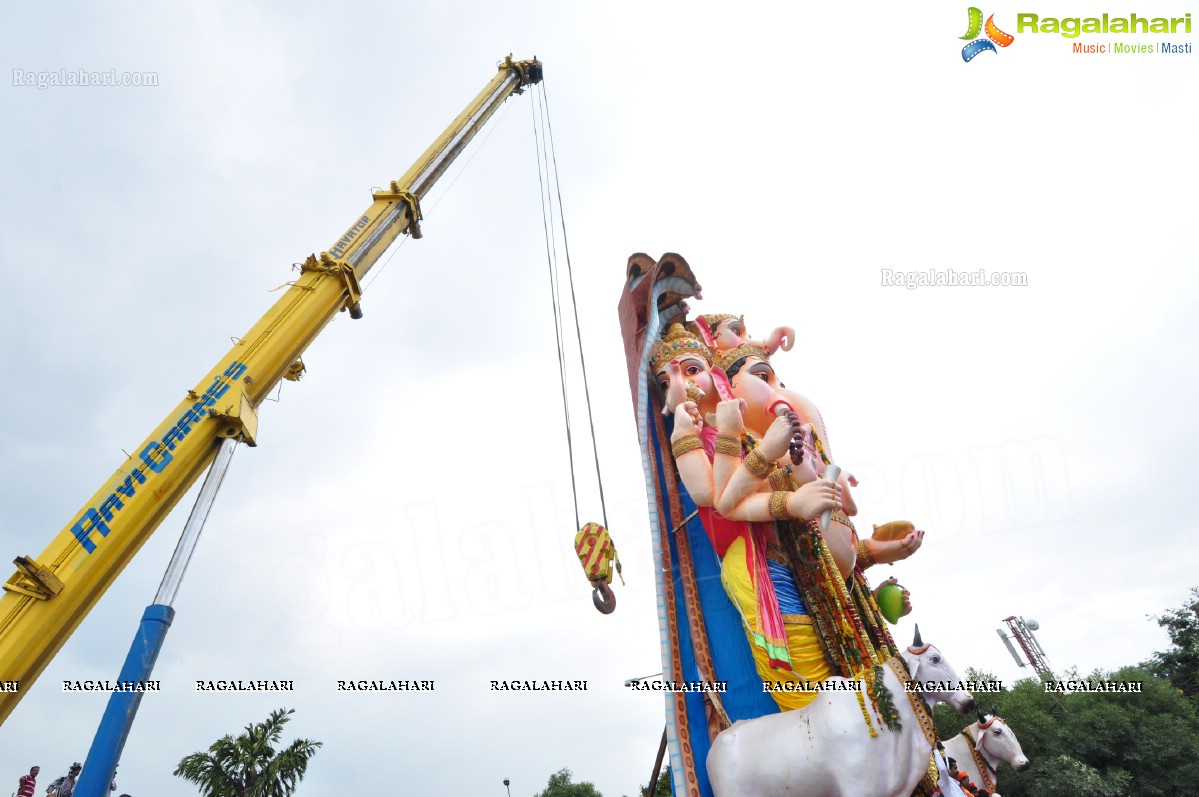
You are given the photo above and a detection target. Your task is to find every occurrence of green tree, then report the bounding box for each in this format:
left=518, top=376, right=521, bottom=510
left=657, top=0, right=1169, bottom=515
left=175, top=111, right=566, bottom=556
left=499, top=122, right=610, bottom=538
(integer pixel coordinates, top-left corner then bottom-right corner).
left=174, top=708, right=321, bottom=797
left=933, top=663, right=1199, bottom=797
left=1145, top=586, right=1199, bottom=702
left=1022, top=754, right=1129, bottom=797
left=534, top=768, right=602, bottom=797
left=639, top=767, right=670, bottom=797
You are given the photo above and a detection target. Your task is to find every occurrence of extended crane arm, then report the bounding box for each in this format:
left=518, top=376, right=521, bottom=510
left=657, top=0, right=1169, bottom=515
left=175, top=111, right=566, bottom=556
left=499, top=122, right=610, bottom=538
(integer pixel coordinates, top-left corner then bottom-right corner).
left=0, top=56, right=543, bottom=724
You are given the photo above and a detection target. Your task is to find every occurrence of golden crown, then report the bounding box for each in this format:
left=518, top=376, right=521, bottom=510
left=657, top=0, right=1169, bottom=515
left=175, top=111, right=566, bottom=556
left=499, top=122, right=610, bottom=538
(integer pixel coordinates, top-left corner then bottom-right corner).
left=701, top=313, right=743, bottom=336
left=714, top=341, right=769, bottom=372
left=648, top=323, right=712, bottom=373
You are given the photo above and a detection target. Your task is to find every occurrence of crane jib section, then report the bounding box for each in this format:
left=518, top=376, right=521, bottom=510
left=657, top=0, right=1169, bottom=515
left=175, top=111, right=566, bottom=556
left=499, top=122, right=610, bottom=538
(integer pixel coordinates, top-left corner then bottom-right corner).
left=0, top=55, right=543, bottom=727
left=330, top=215, right=371, bottom=260
left=70, top=361, right=248, bottom=555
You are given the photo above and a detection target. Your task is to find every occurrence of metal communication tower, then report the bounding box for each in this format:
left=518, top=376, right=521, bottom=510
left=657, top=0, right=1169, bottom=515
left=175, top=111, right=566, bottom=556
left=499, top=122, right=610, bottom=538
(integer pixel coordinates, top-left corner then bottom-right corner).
left=997, top=615, right=1053, bottom=679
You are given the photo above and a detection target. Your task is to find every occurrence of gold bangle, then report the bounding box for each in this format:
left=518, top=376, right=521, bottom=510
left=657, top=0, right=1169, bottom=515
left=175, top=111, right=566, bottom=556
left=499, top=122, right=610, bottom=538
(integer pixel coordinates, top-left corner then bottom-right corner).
left=714, top=435, right=741, bottom=458
left=671, top=435, right=703, bottom=458
left=743, top=448, right=774, bottom=479
left=856, top=538, right=875, bottom=569
left=769, top=491, right=792, bottom=520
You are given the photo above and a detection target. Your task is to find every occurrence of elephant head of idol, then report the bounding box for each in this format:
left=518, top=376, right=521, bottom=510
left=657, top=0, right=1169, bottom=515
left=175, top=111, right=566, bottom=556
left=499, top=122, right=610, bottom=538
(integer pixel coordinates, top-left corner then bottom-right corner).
left=714, top=343, right=788, bottom=441
left=648, top=324, right=716, bottom=418
left=617, top=252, right=702, bottom=407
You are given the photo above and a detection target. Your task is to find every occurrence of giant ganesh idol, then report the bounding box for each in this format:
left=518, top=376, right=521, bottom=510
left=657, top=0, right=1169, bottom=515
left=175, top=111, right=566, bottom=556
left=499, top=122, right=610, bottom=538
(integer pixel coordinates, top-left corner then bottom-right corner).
left=618, top=253, right=929, bottom=797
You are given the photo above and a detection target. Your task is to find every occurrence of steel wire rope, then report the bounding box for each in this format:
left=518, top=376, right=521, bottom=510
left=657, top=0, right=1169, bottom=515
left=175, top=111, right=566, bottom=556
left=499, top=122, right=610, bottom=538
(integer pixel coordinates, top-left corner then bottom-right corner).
left=532, top=83, right=581, bottom=530
left=539, top=79, right=609, bottom=528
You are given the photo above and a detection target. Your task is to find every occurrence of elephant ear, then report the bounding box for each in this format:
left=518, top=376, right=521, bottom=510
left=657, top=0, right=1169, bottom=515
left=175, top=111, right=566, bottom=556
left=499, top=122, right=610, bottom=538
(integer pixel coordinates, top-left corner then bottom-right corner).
left=905, top=649, right=921, bottom=681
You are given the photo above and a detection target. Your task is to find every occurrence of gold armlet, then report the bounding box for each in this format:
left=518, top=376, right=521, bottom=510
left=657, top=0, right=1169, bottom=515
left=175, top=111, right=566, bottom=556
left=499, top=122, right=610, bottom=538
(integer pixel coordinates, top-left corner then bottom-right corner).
left=856, top=538, right=875, bottom=569
left=769, top=491, right=793, bottom=521
left=768, top=466, right=796, bottom=492
left=714, top=435, right=741, bottom=458
left=671, top=435, right=704, bottom=458
left=743, top=448, right=774, bottom=479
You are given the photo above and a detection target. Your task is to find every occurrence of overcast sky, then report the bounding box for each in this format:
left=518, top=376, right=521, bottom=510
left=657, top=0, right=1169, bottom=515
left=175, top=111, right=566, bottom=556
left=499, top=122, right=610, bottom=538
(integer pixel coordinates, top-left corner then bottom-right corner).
left=1, top=2, right=1196, bottom=796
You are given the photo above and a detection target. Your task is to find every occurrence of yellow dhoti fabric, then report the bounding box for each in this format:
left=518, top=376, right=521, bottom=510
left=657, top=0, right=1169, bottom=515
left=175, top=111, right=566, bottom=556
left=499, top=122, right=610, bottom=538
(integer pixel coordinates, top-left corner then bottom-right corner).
left=720, top=535, right=830, bottom=710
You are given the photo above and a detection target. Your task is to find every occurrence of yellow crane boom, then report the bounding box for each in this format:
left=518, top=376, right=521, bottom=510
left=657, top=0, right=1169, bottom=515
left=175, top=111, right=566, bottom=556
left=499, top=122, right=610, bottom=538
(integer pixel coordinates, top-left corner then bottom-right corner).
left=0, top=55, right=543, bottom=724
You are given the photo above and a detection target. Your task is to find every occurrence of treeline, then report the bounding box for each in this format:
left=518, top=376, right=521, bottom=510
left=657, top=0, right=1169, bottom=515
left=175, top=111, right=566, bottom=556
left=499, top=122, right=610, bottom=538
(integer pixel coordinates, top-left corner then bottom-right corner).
left=932, top=588, right=1199, bottom=797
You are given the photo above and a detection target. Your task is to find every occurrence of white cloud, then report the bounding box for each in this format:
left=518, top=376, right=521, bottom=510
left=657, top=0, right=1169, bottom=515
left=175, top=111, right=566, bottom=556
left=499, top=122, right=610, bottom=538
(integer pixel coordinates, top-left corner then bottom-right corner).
left=1, top=1, right=1196, bottom=796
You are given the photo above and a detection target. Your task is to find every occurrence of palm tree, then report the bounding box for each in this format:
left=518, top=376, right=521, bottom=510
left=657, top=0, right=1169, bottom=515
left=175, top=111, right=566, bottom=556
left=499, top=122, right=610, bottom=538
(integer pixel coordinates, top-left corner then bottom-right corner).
left=174, top=708, right=322, bottom=797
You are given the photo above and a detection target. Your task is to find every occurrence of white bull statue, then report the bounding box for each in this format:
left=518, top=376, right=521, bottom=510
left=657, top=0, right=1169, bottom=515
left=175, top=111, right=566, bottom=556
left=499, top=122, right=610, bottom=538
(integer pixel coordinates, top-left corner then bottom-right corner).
left=943, top=711, right=1030, bottom=796
left=707, top=628, right=976, bottom=797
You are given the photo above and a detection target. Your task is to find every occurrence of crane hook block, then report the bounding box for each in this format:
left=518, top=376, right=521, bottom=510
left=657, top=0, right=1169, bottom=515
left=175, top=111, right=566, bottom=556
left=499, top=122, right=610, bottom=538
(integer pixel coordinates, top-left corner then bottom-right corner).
left=574, top=522, right=623, bottom=614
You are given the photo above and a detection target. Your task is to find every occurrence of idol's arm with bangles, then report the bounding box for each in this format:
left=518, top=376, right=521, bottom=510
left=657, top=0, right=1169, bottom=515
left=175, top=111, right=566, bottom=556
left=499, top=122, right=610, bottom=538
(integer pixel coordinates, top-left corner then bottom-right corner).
left=669, top=402, right=715, bottom=507
left=714, top=410, right=810, bottom=518
left=669, top=402, right=839, bottom=522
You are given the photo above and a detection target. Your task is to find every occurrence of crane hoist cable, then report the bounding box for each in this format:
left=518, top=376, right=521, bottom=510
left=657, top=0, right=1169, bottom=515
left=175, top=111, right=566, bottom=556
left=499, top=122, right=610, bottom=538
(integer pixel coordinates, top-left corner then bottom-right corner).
left=530, top=81, right=622, bottom=614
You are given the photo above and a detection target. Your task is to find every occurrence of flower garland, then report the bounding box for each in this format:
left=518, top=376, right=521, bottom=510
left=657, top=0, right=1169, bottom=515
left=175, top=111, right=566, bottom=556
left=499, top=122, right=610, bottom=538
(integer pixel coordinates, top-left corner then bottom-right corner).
left=854, top=677, right=878, bottom=738
left=870, top=663, right=901, bottom=732
left=811, top=429, right=832, bottom=467
left=783, top=525, right=846, bottom=673
left=778, top=518, right=902, bottom=733
left=752, top=423, right=905, bottom=735
left=851, top=570, right=901, bottom=661
left=739, top=430, right=761, bottom=456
